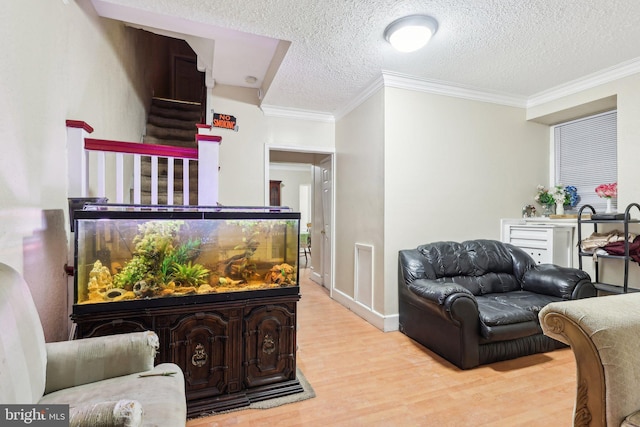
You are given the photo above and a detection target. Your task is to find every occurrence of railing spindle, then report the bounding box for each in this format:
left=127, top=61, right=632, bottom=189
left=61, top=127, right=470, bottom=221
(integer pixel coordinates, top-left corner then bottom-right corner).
left=167, top=158, right=174, bottom=205
left=182, top=158, right=189, bottom=205
left=79, top=137, right=202, bottom=205
left=133, top=154, right=141, bottom=204
left=116, top=153, right=124, bottom=203
left=151, top=156, right=159, bottom=204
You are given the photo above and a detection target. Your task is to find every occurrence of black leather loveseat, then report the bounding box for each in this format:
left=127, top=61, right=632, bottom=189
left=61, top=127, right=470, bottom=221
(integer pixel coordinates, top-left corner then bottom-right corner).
left=398, top=239, right=595, bottom=369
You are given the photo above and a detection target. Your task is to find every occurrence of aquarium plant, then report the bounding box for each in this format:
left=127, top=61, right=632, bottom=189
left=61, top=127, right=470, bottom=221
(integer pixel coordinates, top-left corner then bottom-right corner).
left=221, top=220, right=296, bottom=284
left=171, top=261, right=210, bottom=287
left=112, top=221, right=209, bottom=294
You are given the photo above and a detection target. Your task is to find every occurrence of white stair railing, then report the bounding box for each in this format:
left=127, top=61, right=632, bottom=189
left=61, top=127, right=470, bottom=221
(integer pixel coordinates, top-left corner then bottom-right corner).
left=66, top=120, right=221, bottom=206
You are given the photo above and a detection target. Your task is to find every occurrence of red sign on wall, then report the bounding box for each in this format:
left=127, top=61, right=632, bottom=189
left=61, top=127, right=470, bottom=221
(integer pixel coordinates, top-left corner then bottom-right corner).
left=212, top=113, right=237, bottom=131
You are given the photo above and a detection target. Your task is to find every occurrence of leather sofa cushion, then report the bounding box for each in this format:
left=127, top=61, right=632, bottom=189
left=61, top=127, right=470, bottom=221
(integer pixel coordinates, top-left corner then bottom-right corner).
left=477, top=291, right=563, bottom=342
left=415, top=240, right=535, bottom=295
left=417, top=240, right=532, bottom=278
left=444, top=273, right=521, bottom=296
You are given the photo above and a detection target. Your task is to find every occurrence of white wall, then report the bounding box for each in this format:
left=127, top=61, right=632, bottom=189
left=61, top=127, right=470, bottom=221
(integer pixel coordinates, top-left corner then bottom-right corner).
left=209, top=94, right=334, bottom=206
left=383, top=87, right=549, bottom=316
left=0, top=1, right=148, bottom=341
left=528, top=73, right=640, bottom=287
left=334, top=89, right=386, bottom=321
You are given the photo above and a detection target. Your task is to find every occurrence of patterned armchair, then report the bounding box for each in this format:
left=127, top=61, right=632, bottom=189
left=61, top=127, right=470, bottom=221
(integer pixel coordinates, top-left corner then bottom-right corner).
left=540, top=293, right=640, bottom=427
left=0, top=262, right=186, bottom=426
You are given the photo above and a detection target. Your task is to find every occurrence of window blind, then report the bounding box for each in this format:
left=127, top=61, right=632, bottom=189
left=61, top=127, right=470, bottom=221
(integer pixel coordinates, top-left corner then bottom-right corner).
left=554, top=111, right=617, bottom=213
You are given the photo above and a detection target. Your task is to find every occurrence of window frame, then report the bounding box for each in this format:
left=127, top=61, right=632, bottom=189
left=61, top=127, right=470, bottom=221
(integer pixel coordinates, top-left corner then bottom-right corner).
left=552, top=110, right=618, bottom=214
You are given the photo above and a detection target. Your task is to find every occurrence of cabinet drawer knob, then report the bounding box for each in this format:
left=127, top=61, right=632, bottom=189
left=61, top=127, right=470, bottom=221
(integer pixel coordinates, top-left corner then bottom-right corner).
left=262, top=334, right=276, bottom=355
left=191, top=343, right=208, bottom=367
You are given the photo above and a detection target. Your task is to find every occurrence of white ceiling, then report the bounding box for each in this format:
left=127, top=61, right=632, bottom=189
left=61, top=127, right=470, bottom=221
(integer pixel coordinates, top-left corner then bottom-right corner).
left=90, top=0, right=640, bottom=117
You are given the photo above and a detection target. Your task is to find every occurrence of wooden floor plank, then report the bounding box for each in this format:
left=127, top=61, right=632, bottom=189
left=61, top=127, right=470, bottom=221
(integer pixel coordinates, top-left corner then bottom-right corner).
left=187, top=268, right=576, bottom=427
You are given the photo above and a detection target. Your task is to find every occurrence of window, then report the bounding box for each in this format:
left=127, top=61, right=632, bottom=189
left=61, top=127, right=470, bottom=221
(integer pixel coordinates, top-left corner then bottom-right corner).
left=554, top=111, right=617, bottom=213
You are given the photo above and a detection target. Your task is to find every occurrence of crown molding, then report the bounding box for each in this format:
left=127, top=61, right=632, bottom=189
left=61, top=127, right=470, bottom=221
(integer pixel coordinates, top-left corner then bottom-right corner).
left=381, top=71, right=527, bottom=108
left=260, top=104, right=335, bottom=123
left=527, top=56, right=640, bottom=108
left=335, top=71, right=528, bottom=119
left=334, top=74, right=385, bottom=120
left=265, top=56, right=640, bottom=122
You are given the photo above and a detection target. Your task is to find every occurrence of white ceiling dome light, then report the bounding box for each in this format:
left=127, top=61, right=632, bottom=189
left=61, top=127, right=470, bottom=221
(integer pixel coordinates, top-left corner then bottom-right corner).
left=384, top=15, right=438, bottom=53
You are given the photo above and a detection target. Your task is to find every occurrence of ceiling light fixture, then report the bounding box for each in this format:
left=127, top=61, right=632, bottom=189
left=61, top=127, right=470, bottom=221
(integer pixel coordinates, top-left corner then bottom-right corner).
left=384, top=15, right=438, bottom=53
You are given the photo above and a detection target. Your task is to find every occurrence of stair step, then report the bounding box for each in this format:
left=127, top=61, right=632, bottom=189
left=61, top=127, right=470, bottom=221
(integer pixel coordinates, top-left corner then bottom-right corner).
left=146, top=124, right=196, bottom=142
left=149, top=104, right=201, bottom=122
left=142, top=98, right=202, bottom=205
left=152, top=97, right=201, bottom=112
left=148, top=114, right=198, bottom=131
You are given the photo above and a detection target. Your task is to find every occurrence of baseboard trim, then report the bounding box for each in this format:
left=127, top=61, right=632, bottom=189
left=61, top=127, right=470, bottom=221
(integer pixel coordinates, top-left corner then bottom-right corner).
left=309, top=271, right=323, bottom=285
left=332, top=288, right=399, bottom=332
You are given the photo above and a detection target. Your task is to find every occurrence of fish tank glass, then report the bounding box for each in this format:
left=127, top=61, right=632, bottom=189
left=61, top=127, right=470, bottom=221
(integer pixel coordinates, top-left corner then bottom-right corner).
left=73, top=205, right=300, bottom=312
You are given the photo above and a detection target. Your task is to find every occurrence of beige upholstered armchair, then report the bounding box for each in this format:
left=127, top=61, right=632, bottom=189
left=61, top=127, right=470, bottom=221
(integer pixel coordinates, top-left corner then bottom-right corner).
left=540, top=293, right=640, bottom=427
left=0, top=263, right=187, bottom=426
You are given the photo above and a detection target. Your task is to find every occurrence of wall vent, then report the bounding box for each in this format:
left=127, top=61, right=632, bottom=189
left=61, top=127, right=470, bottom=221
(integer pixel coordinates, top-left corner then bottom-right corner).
left=354, top=243, right=374, bottom=310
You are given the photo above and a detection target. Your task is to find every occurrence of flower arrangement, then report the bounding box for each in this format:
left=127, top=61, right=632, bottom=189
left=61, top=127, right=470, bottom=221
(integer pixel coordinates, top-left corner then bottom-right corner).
left=552, top=185, right=566, bottom=205
left=535, top=184, right=577, bottom=207
left=535, top=185, right=555, bottom=205
left=565, top=185, right=579, bottom=207
left=595, top=182, right=617, bottom=199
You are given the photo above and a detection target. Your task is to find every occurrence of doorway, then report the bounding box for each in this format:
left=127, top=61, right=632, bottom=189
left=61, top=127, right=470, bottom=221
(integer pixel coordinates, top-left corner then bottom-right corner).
left=172, top=56, right=205, bottom=103
left=266, top=146, right=334, bottom=296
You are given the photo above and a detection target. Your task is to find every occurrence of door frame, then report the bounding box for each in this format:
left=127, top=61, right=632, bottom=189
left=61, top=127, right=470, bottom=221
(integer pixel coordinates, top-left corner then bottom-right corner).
left=264, top=144, right=335, bottom=298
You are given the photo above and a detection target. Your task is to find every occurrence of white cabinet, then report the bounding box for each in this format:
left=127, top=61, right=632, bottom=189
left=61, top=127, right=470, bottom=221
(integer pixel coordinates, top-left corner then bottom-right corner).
left=500, top=219, right=574, bottom=267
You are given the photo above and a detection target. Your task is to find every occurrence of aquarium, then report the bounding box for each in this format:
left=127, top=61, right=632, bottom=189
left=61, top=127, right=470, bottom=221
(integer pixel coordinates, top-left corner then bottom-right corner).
left=73, top=205, right=300, bottom=313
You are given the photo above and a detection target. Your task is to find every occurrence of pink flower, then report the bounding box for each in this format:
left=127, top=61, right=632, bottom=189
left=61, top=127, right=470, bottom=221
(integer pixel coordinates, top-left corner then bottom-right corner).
left=595, top=182, right=617, bottom=198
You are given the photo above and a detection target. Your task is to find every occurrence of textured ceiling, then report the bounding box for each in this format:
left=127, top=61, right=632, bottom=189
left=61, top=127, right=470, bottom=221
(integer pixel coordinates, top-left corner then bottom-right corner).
left=90, top=0, right=640, bottom=115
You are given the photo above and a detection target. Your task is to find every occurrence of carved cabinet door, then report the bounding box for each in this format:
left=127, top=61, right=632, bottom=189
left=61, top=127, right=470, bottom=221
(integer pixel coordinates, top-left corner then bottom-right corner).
left=170, top=312, right=231, bottom=399
left=244, top=303, right=296, bottom=388
left=75, top=317, right=152, bottom=339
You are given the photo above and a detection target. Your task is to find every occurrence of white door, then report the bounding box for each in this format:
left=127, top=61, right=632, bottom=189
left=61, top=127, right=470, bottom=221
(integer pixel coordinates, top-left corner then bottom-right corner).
left=319, top=156, right=332, bottom=291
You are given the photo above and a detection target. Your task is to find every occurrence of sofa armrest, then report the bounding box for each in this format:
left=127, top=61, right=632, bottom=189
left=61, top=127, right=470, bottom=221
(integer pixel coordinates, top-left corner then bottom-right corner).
left=407, top=279, right=477, bottom=317
left=540, top=293, right=640, bottom=426
left=522, top=264, right=594, bottom=300
left=45, top=331, right=158, bottom=394
left=69, top=400, right=142, bottom=427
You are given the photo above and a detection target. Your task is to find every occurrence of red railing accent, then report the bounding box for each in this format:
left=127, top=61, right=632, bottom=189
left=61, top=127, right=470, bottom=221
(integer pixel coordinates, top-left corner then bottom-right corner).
left=65, top=120, right=94, bottom=133
left=85, top=138, right=198, bottom=159
left=196, top=134, right=222, bottom=143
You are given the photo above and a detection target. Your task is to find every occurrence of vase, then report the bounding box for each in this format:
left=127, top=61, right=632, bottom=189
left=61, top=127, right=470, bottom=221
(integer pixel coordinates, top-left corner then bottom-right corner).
left=605, top=198, right=613, bottom=213
left=556, top=202, right=564, bottom=216
left=541, top=204, right=555, bottom=217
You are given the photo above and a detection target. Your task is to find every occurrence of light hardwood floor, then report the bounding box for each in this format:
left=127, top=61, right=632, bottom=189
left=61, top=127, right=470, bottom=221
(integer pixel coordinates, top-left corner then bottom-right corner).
left=187, top=268, right=577, bottom=427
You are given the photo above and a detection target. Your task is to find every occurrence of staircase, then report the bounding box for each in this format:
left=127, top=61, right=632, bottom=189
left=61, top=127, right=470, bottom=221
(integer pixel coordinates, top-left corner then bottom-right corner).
left=141, top=97, right=201, bottom=204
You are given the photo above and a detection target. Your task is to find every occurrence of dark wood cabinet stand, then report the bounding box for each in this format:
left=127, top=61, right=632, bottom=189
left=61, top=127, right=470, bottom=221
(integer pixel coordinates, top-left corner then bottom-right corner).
left=72, top=291, right=302, bottom=417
